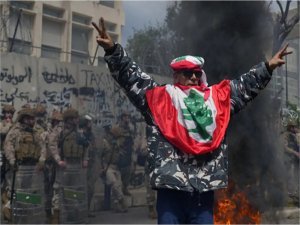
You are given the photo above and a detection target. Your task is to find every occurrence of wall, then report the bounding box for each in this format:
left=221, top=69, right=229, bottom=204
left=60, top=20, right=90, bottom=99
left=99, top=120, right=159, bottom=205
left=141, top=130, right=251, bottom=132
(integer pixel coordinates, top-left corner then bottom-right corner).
left=0, top=52, right=172, bottom=127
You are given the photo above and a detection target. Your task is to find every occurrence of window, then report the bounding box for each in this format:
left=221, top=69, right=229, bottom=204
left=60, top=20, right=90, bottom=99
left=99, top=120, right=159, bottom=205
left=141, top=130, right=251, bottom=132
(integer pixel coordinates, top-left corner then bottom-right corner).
left=43, top=5, right=64, bottom=18
left=8, top=8, right=34, bottom=54
left=98, top=1, right=114, bottom=8
left=104, top=21, right=117, bottom=32
left=41, top=45, right=61, bottom=60
left=10, top=1, right=34, bottom=10
left=71, top=26, right=91, bottom=64
left=41, top=19, right=63, bottom=59
left=109, top=33, right=118, bottom=43
left=8, top=38, right=31, bottom=55
left=73, top=13, right=91, bottom=25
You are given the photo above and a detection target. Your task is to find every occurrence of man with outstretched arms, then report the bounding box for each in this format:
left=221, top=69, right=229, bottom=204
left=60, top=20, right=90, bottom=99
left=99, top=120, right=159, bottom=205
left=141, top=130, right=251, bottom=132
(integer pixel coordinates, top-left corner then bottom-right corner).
left=93, top=18, right=292, bottom=224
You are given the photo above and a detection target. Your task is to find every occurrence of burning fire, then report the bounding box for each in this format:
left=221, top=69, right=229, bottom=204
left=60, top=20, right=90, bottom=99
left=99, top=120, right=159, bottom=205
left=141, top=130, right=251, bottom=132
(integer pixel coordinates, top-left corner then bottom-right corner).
left=214, top=181, right=261, bottom=224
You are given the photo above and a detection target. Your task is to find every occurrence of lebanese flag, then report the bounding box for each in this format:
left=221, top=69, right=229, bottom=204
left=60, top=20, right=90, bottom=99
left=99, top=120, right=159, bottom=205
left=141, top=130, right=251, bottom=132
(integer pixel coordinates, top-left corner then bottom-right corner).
left=145, top=80, right=231, bottom=155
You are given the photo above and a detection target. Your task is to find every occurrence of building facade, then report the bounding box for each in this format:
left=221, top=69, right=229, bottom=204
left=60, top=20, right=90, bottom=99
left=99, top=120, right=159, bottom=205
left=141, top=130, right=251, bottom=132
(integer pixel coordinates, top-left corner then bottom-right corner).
left=0, top=0, right=124, bottom=66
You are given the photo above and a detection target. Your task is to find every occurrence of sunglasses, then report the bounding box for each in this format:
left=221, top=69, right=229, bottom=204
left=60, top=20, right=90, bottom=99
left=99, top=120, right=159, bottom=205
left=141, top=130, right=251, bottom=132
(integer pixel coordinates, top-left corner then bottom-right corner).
left=181, top=70, right=202, bottom=78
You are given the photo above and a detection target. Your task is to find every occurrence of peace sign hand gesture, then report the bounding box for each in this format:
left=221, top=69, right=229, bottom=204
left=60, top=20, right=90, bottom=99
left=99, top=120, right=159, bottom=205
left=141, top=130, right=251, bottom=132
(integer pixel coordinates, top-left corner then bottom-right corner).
left=268, top=43, right=293, bottom=71
left=92, top=17, right=114, bottom=50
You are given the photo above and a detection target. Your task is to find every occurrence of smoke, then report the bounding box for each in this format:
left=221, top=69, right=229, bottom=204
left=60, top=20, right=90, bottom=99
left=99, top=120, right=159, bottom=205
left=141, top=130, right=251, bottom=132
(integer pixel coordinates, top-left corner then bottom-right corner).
left=165, top=0, right=291, bottom=219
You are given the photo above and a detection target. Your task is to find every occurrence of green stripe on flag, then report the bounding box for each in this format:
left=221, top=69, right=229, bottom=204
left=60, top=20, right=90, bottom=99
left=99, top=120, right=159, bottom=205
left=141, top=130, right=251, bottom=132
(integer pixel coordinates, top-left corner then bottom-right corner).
left=16, top=192, right=42, bottom=204
left=64, top=188, right=85, bottom=200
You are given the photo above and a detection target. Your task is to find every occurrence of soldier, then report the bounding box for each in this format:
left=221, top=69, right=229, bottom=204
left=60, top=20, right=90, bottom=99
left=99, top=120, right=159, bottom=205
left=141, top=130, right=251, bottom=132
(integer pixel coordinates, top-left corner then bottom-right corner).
left=34, top=104, right=48, bottom=138
left=101, top=125, right=128, bottom=213
left=51, top=107, right=89, bottom=224
left=0, top=104, right=15, bottom=222
left=0, top=104, right=15, bottom=167
left=117, top=112, right=134, bottom=196
left=42, top=110, right=65, bottom=223
left=135, top=129, right=157, bottom=219
left=78, top=114, right=98, bottom=217
left=33, top=104, right=51, bottom=223
left=3, top=106, right=46, bottom=223
left=281, top=120, right=300, bottom=206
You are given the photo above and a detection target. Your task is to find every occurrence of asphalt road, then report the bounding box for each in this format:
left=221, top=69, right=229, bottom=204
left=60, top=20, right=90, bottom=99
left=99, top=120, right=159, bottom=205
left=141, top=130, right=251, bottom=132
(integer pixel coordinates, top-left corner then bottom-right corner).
left=88, top=205, right=156, bottom=224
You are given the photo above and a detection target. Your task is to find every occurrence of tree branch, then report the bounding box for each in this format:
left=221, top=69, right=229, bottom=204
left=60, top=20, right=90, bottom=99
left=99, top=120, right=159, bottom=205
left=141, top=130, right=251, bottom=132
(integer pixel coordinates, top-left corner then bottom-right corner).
left=276, top=0, right=285, bottom=22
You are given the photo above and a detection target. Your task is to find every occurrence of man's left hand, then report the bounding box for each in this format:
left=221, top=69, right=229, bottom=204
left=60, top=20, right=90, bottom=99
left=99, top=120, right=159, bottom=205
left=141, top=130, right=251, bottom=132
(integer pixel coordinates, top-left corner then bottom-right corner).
left=268, top=43, right=293, bottom=71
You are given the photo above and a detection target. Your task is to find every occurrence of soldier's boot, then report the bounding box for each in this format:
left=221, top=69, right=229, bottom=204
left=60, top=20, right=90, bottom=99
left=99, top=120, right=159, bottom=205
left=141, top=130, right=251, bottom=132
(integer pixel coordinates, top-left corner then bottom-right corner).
left=122, top=187, right=131, bottom=196
left=45, top=209, right=52, bottom=224
left=51, top=209, right=60, bottom=224
left=2, top=192, right=11, bottom=222
left=148, top=205, right=157, bottom=219
left=120, top=198, right=128, bottom=213
left=113, top=199, right=128, bottom=213
left=2, top=205, right=11, bottom=222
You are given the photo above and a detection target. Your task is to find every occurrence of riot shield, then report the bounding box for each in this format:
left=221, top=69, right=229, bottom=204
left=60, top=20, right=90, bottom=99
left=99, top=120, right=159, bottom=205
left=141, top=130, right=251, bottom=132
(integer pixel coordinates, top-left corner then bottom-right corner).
left=60, top=163, right=88, bottom=224
left=11, top=165, right=45, bottom=224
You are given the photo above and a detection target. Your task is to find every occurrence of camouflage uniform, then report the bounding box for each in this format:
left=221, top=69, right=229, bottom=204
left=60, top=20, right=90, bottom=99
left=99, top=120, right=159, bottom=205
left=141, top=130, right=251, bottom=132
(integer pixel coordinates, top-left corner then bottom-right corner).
left=117, top=114, right=134, bottom=196
left=78, top=115, right=98, bottom=216
left=135, top=131, right=157, bottom=219
left=51, top=108, right=89, bottom=224
left=0, top=104, right=15, bottom=167
left=281, top=122, right=299, bottom=205
left=104, top=44, right=273, bottom=196
left=0, top=104, right=15, bottom=221
left=41, top=110, right=63, bottom=223
left=3, top=107, right=46, bottom=224
left=101, top=125, right=127, bottom=213
left=0, top=105, right=15, bottom=181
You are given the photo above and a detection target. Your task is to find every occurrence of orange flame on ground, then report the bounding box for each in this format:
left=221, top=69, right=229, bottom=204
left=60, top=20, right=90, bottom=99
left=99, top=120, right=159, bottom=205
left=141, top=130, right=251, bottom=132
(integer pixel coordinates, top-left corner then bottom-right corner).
left=214, top=182, right=261, bottom=224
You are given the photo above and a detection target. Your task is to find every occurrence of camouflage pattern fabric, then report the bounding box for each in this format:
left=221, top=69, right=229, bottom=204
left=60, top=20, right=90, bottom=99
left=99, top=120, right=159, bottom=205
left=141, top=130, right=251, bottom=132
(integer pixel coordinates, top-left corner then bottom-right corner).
left=104, top=44, right=272, bottom=193
left=101, top=133, right=124, bottom=202
left=4, top=122, right=46, bottom=165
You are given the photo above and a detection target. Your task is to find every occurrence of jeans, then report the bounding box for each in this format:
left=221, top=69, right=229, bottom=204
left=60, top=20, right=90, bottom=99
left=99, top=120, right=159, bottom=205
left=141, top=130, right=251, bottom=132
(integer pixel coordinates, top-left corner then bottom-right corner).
left=156, top=189, right=214, bottom=224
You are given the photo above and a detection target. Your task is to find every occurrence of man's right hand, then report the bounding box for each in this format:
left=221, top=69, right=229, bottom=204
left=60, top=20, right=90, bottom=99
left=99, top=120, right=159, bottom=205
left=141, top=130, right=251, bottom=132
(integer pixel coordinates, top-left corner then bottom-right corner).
left=92, top=17, right=114, bottom=50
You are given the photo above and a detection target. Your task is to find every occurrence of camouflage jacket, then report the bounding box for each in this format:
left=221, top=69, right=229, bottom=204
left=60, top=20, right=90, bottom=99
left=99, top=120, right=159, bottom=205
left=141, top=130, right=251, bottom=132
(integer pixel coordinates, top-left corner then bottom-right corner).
left=0, top=120, right=14, bottom=151
left=58, top=128, right=89, bottom=162
left=101, top=133, right=122, bottom=167
left=104, top=44, right=272, bottom=193
left=46, top=125, right=63, bottom=163
left=4, top=122, right=46, bottom=165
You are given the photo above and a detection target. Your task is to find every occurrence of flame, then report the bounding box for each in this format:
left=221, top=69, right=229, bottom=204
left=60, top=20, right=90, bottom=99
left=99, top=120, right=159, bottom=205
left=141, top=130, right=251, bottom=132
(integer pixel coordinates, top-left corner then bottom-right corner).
left=214, top=182, right=261, bottom=224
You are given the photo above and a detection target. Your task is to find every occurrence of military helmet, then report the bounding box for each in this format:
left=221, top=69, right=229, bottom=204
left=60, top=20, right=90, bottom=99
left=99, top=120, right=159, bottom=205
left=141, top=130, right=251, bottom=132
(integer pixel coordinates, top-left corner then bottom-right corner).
left=17, top=107, right=35, bottom=122
left=2, top=104, right=15, bottom=113
left=51, top=110, right=63, bottom=121
left=63, top=108, right=79, bottom=121
left=35, top=104, right=47, bottom=116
